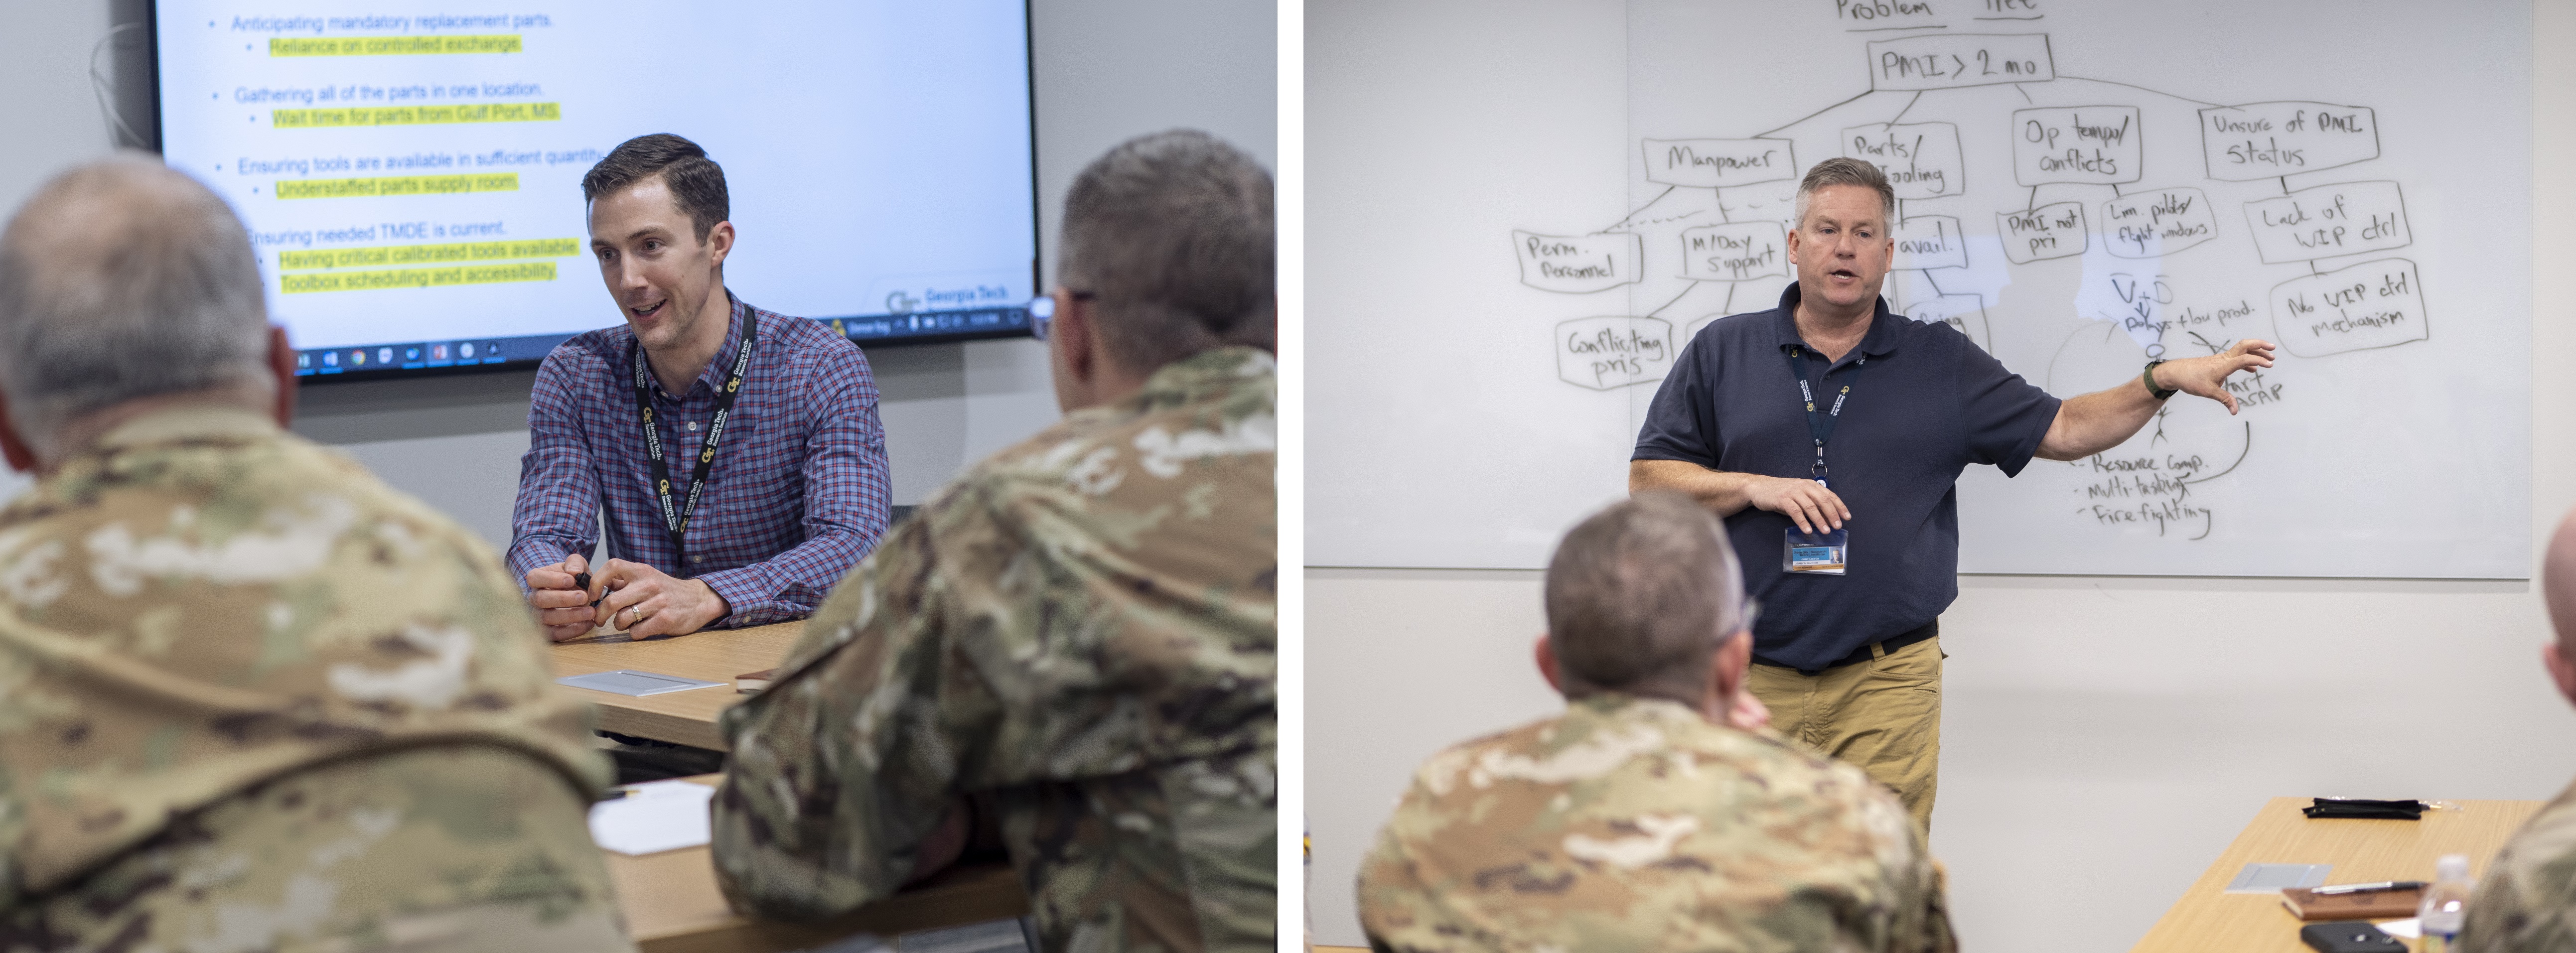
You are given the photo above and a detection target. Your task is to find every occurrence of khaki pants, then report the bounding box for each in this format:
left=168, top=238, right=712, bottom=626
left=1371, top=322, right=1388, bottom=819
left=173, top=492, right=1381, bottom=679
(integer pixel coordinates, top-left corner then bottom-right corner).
left=1746, top=635, right=1943, bottom=833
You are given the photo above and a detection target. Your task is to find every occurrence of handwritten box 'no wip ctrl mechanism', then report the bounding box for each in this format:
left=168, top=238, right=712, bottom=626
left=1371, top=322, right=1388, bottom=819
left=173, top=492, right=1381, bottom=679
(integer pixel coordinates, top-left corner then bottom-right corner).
left=2269, top=257, right=2427, bottom=358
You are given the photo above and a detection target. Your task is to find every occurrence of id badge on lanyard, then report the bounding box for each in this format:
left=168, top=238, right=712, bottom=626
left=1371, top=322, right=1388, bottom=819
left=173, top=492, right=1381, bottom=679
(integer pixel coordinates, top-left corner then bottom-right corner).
left=1784, top=344, right=1861, bottom=575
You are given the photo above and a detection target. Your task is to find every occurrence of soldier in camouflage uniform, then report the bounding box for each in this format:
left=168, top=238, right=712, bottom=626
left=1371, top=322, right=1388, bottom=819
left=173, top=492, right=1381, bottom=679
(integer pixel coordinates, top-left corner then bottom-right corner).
left=1359, top=492, right=1955, bottom=953
left=0, top=156, right=633, bottom=952
left=2460, top=509, right=2576, bottom=953
left=711, top=130, right=1277, bottom=953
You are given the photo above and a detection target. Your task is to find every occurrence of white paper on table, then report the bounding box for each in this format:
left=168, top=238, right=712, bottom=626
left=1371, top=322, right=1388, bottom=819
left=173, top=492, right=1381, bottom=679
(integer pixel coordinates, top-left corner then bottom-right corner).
left=588, top=780, right=716, bottom=855
left=2374, top=918, right=2421, bottom=939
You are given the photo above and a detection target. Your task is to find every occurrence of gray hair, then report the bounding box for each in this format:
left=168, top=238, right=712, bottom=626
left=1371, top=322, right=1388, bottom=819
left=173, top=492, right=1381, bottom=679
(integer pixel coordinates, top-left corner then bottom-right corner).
left=1057, top=129, right=1274, bottom=371
left=1793, top=156, right=1897, bottom=231
left=1543, top=491, right=1749, bottom=703
left=0, top=154, right=271, bottom=448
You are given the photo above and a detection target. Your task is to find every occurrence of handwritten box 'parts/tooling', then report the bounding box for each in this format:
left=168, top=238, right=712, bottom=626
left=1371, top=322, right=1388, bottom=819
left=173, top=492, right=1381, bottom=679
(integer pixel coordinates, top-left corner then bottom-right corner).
left=1842, top=122, right=1964, bottom=199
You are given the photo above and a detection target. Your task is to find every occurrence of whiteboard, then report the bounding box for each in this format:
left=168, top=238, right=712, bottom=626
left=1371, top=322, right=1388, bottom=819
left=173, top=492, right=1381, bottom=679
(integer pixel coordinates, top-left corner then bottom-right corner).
left=1308, top=0, right=2531, bottom=577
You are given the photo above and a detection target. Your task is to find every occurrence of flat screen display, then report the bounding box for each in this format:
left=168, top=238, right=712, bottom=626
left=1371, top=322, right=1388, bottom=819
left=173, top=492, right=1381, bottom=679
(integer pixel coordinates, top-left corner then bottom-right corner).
left=153, top=1, right=1039, bottom=379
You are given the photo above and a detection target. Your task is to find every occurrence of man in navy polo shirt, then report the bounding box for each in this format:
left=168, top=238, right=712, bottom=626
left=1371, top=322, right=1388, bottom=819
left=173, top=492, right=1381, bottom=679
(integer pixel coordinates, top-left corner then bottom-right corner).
left=1632, top=157, right=2275, bottom=830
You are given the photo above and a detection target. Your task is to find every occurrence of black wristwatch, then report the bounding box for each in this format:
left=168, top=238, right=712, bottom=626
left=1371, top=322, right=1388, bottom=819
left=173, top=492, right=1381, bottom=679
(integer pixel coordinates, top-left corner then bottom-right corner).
left=2142, top=360, right=2177, bottom=400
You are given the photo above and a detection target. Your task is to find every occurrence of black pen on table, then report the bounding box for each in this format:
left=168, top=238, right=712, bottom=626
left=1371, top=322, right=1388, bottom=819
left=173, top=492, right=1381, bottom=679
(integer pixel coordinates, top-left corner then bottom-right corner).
left=2310, top=880, right=2427, bottom=895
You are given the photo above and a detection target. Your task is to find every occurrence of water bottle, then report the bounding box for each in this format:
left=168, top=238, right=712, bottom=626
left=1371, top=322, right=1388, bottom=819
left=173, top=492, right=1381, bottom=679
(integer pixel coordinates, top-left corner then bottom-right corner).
left=2419, top=853, right=2475, bottom=953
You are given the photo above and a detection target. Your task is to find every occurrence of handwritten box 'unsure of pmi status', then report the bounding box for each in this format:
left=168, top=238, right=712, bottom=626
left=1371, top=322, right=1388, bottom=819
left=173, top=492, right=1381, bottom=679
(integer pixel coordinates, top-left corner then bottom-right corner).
left=2269, top=258, right=2427, bottom=358
left=2198, top=101, right=2379, bottom=181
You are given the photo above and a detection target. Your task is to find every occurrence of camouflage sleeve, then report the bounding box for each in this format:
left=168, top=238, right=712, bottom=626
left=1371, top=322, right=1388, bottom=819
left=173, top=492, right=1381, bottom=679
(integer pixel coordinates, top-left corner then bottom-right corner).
left=707, top=508, right=989, bottom=921
left=1911, top=850, right=1960, bottom=953
left=2461, top=841, right=2576, bottom=953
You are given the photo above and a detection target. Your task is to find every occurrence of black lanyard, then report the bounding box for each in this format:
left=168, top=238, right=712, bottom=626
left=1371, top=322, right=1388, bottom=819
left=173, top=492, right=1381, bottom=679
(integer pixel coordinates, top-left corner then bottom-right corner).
left=1784, top=344, right=1866, bottom=486
left=631, top=307, right=756, bottom=568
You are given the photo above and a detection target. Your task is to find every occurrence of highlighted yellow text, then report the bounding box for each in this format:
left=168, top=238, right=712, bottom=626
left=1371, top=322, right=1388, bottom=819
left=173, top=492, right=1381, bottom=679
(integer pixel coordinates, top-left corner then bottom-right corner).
left=279, top=238, right=580, bottom=271
left=276, top=173, right=518, bottom=200
left=274, top=102, right=560, bottom=128
left=281, top=262, right=557, bottom=294
left=270, top=35, right=521, bottom=56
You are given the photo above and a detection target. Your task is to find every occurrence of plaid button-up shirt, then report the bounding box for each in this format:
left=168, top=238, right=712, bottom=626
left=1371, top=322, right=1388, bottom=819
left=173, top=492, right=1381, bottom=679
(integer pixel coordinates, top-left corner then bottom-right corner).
left=507, top=293, right=890, bottom=627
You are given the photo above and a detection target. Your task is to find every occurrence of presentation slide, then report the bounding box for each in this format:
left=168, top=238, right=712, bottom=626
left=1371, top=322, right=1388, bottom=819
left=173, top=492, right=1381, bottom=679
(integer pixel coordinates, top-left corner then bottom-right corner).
left=154, top=1, right=1038, bottom=377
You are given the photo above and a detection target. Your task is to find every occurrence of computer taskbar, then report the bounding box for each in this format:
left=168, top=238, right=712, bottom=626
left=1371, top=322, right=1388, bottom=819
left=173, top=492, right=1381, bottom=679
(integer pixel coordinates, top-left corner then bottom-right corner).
left=292, top=306, right=1035, bottom=379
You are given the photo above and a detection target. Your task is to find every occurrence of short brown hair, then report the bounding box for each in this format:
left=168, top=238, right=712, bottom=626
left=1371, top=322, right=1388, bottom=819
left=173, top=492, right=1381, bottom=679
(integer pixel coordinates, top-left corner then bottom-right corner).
left=0, top=154, right=270, bottom=446
left=1544, top=492, right=1748, bottom=703
left=582, top=134, right=729, bottom=243
left=1057, top=130, right=1274, bottom=371
left=1795, top=156, right=1896, bottom=230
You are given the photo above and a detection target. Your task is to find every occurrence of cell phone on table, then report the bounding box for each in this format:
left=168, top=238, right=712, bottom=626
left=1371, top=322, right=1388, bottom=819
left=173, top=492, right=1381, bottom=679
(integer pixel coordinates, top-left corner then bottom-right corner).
left=2298, top=921, right=2406, bottom=953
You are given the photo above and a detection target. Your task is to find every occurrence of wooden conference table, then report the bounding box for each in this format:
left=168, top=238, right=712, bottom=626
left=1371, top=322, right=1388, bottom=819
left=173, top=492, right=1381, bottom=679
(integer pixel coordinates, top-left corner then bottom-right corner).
left=2132, top=797, right=2544, bottom=952
left=549, top=618, right=808, bottom=751
left=551, top=621, right=1031, bottom=952
left=1324, top=797, right=2540, bottom=952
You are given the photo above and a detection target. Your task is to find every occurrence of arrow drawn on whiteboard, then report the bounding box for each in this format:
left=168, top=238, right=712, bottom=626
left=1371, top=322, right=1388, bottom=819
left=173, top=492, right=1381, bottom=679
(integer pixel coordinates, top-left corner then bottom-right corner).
left=1757, top=89, right=1876, bottom=137
left=1593, top=185, right=1680, bottom=234
left=2181, top=422, right=2253, bottom=487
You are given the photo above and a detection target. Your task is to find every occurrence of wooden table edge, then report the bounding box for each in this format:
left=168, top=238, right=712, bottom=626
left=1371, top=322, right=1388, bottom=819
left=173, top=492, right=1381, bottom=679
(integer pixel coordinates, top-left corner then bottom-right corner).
left=613, top=775, right=1030, bottom=953
left=2129, top=797, right=2546, bottom=953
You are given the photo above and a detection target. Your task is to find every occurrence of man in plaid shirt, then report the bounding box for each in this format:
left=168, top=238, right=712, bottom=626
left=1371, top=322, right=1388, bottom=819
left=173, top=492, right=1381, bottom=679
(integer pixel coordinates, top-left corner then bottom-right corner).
left=509, top=134, right=890, bottom=640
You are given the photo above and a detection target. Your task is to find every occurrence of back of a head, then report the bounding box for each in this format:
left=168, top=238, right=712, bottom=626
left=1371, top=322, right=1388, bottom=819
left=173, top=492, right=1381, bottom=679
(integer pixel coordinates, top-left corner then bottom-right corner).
left=581, top=133, right=729, bottom=243
left=1545, top=492, right=1747, bottom=702
left=2545, top=509, right=2576, bottom=654
left=0, top=155, right=271, bottom=449
left=1058, top=129, right=1275, bottom=372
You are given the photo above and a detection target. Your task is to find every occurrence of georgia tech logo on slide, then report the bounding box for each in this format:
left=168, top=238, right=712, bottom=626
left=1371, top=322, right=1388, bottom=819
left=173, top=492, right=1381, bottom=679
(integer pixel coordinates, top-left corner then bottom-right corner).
left=885, top=290, right=921, bottom=314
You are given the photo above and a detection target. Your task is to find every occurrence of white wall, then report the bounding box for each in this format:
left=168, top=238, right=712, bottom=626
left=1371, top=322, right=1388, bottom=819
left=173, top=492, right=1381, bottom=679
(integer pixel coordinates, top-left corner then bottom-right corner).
left=1305, top=5, right=2576, bottom=953
left=0, top=0, right=1277, bottom=547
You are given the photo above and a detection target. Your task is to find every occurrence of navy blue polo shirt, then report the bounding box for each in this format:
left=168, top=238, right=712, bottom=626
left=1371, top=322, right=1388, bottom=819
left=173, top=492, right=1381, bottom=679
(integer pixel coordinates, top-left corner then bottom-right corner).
left=1633, top=283, right=2061, bottom=671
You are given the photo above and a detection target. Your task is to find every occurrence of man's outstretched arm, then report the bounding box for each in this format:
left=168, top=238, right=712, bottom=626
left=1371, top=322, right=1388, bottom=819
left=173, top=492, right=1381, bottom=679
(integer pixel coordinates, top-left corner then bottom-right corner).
left=2034, top=338, right=2277, bottom=461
